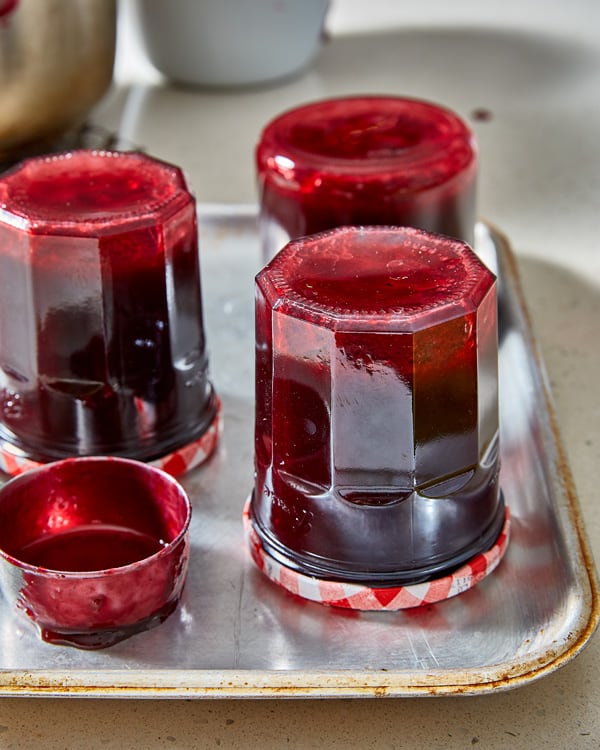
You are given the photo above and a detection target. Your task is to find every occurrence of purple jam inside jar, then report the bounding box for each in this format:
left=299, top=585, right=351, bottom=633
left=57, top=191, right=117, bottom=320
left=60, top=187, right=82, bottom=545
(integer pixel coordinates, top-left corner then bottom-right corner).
left=256, top=96, right=478, bottom=259
left=0, top=150, right=217, bottom=463
left=250, top=226, right=503, bottom=585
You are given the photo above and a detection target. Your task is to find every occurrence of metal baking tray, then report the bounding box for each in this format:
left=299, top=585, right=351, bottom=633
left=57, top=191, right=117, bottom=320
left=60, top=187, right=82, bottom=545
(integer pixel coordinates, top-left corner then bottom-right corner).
left=0, top=207, right=597, bottom=698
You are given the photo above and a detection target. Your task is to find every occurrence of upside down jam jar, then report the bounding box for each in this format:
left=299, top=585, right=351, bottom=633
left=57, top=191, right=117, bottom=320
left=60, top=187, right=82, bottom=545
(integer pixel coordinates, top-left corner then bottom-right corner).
left=0, top=150, right=219, bottom=470
left=249, top=226, right=504, bottom=585
left=256, top=95, right=478, bottom=260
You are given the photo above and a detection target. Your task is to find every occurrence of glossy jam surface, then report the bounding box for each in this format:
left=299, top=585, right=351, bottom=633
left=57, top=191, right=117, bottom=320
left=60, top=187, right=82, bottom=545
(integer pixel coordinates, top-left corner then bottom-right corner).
left=270, top=226, right=486, bottom=323
left=256, top=96, right=478, bottom=257
left=273, top=101, right=471, bottom=176
left=16, top=527, right=165, bottom=572
left=0, top=457, right=191, bottom=648
left=252, top=226, right=502, bottom=584
left=0, top=150, right=216, bottom=462
left=2, top=151, right=185, bottom=228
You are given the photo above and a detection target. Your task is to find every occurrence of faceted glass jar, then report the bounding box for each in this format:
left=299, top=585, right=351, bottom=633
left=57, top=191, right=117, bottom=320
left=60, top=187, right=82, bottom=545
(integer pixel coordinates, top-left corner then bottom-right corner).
left=0, top=150, right=218, bottom=463
left=251, top=226, right=503, bottom=585
left=256, top=96, right=478, bottom=259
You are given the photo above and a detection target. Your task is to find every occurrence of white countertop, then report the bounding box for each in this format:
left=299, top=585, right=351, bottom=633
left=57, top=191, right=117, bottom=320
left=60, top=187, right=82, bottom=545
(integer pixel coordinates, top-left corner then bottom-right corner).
left=1, top=0, right=599, bottom=746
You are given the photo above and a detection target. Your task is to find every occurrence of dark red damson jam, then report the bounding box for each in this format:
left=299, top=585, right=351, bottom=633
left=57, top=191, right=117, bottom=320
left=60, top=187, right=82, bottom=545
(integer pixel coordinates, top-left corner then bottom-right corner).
left=250, top=226, right=503, bottom=585
left=256, top=96, right=478, bottom=259
left=15, top=526, right=165, bottom=572
left=0, top=150, right=217, bottom=463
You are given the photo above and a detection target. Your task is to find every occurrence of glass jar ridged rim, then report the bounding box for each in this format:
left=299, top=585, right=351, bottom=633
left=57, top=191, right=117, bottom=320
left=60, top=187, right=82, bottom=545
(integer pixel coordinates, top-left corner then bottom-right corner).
left=0, top=150, right=192, bottom=236
left=256, top=95, right=477, bottom=189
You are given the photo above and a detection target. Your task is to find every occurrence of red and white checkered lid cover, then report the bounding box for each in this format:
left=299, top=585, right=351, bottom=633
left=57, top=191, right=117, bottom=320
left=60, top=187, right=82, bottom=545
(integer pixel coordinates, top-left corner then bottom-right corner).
left=243, top=498, right=511, bottom=611
left=0, top=397, right=223, bottom=479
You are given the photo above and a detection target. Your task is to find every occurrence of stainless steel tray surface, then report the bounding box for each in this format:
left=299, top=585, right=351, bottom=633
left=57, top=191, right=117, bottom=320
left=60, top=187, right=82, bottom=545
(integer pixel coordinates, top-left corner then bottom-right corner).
left=0, top=207, right=597, bottom=698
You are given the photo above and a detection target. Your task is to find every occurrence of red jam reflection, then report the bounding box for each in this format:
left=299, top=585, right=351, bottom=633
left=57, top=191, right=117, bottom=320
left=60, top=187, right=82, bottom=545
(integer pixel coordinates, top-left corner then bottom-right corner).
left=16, top=526, right=165, bottom=572
left=256, top=96, right=478, bottom=258
left=0, top=150, right=217, bottom=463
left=0, top=0, right=18, bottom=19
left=251, top=226, right=503, bottom=585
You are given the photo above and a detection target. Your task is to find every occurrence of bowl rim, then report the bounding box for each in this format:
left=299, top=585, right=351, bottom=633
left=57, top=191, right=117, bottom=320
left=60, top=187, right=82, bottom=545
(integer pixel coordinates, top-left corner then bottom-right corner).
left=0, top=455, right=192, bottom=578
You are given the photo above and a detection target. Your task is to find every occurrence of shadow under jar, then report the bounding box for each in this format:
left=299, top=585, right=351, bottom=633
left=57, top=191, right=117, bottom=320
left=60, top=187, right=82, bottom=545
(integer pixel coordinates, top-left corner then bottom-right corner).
left=256, top=95, right=478, bottom=260
left=250, top=226, right=504, bottom=585
left=0, top=150, right=218, bottom=465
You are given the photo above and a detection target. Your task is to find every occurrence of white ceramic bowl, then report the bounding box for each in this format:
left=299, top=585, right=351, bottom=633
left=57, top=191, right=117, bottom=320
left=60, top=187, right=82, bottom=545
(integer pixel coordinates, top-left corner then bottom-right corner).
left=131, top=0, right=330, bottom=87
